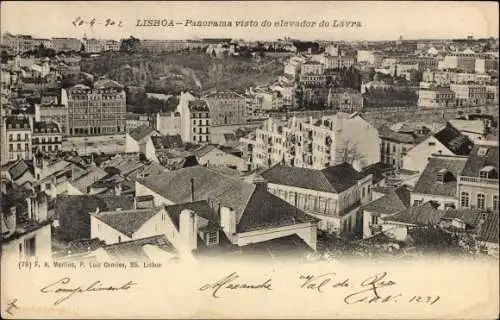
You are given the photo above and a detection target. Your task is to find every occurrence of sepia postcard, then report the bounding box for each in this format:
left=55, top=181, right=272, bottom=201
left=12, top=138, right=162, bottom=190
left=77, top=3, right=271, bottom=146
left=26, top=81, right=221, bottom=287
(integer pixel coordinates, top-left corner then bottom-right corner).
left=0, top=1, right=499, bottom=318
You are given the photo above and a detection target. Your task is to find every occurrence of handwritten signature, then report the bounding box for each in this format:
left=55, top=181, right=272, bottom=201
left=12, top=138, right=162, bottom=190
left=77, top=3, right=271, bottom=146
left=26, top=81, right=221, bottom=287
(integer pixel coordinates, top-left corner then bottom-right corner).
left=199, top=272, right=273, bottom=298
left=5, top=299, right=19, bottom=316
left=40, top=277, right=137, bottom=305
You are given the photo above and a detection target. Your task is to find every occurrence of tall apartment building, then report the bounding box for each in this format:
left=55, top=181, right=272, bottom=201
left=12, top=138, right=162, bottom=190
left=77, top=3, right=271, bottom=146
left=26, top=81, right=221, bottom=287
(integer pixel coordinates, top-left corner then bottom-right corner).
left=32, top=121, right=62, bottom=154
left=176, top=92, right=211, bottom=143
left=441, top=53, right=478, bottom=72
left=61, top=82, right=126, bottom=136
left=250, top=113, right=380, bottom=170
left=83, top=38, right=120, bottom=53
left=1, top=33, right=52, bottom=54
left=324, top=55, right=356, bottom=70
left=204, top=91, right=246, bottom=126
left=2, top=116, right=32, bottom=163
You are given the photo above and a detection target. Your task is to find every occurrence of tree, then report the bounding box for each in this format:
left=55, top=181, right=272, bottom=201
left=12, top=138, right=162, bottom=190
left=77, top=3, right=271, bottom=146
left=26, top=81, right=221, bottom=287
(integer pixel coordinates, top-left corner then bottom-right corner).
left=80, top=43, right=86, bottom=53
left=340, top=139, right=366, bottom=169
left=120, top=36, right=141, bottom=53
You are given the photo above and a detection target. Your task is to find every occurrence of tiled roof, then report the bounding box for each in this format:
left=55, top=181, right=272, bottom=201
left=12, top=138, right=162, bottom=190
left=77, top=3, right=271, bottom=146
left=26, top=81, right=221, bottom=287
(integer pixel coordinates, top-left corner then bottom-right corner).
left=461, top=145, right=499, bottom=177
left=240, top=234, right=314, bottom=258
left=188, top=99, right=210, bottom=112
left=55, top=194, right=135, bottom=240
left=7, top=159, right=33, bottom=181
left=204, top=91, right=245, bottom=100
left=91, top=207, right=161, bottom=238
left=384, top=202, right=445, bottom=226
left=378, top=125, right=415, bottom=144
left=101, top=235, right=176, bottom=261
left=413, top=155, right=468, bottom=197
left=261, top=163, right=364, bottom=194
left=151, top=135, right=183, bottom=150
left=441, top=209, right=485, bottom=228
left=361, top=162, right=394, bottom=184
left=477, top=213, right=499, bottom=244
left=128, top=125, right=157, bottom=142
left=71, top=166, right=108, bottom=192
left=138, top=166, right=316, bottom=232
left=165, top=200, right=220, bottom=232
left=193, top=145, right=217, bottom=158
left=362, top=186, right=411, bottom=215
left=448, top=119, right=485, bottom=135
left=138, top=166, right=256, bottom=221
left=237, top=185, right=318, bottom=233
left=434, top=123, right=473, bottom=155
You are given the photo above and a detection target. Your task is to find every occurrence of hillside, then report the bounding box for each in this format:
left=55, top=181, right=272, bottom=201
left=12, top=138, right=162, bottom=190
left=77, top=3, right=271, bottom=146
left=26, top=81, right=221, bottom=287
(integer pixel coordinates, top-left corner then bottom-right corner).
left=80, top=52, right=283, bottom=93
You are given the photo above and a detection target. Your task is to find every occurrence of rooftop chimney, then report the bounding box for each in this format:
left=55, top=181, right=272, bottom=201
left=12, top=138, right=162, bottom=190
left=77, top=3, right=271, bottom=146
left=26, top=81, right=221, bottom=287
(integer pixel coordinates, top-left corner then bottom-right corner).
left=180, top=209, right=198, bottom=251
left=220, top=206, right=236, bottom=241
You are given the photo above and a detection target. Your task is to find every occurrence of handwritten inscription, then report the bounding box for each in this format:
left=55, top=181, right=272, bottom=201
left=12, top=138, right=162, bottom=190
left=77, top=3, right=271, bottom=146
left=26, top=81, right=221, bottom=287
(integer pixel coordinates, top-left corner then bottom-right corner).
left=40, top=277, right=137, bottom=306
left=199, top=272, right=273, bottom=298
left=72, top=17, right=123, bottom=28
left=298, top=271, right=440, bottom=305
left=5, top=299, right=19, bottom=316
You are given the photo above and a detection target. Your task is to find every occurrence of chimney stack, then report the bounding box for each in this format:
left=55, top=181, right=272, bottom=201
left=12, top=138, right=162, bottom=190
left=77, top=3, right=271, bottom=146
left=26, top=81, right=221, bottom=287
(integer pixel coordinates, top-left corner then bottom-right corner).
left=220, top=206, right=236, bottom=239
left=180, top=209, right=198, bottom=251
left=190, top=178, right=194, bottom=202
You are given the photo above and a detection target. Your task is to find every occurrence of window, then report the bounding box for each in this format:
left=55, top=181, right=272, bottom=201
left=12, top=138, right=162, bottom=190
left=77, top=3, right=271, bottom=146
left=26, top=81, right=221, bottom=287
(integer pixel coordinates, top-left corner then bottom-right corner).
left=9, top=144, right=13, bottom=151
left=8, top=134, right=12, bottom=141
left=371, top=215, right=378, bottom=225
left=24, top=238, right=36, bottom=258
left=206, top=231, right=218, bottom=246
left=118, top=236, right=122, bottom=243
left=460, top=192, right=470, bottom=207
left=17, top=143, right=21, bottom=151
left=494, top=195, right=499, bottom=211
left=413, top=200, right=423, bottom=207
left=362, top=187, right=365, bottom=198
left=479, top=170, right=489, bottom=179
left=17, top=134, right=20, bottom=141
left=477, top=193, right=486, bottom=210
left=25, top=134, right=28, bottom=140
left=428, top=141, right=436, bottom=146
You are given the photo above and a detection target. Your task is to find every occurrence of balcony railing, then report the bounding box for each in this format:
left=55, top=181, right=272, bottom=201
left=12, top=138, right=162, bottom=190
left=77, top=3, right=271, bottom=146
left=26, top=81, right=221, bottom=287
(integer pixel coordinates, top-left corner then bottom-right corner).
left=459, top=176, right=499, bottom=186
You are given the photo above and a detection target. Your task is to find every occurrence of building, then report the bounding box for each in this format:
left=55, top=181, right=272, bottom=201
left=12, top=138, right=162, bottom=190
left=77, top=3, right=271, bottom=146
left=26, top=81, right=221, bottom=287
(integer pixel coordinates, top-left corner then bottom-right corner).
left=55, top=194, right=135, bottom=241
left=253, top=89, right=284, bottom=111
left=2, top=116, right=32, bottom=163
left=357, top=50, right=383, bottom=67
left=250, top=113, right=380, bottom=170
left=327, top=88, right=364, bottom=112
left=457, top=141, right=498, bottom=212
left=187, top=100, right=211, bottom=143
left=126, top=113, right=151, bottom=132
left=1, top=33, right=52, bottom=54
left=486, top=85, right=498, bottom=105
left=61, top=81, right=126, bottom=136
left=135, top=166, right=319, bottom=250
left=32, top=121, right=62, bottom=154
left=261, top=163, right=372, bottom=234
left=34, top=103, right=68, bottom=134
left=448, top=119, right=486, bottom=141
left=441, top=53, right=477, bottom=72
left=194, top=144, right=249, bottom=172
left=83, top=38, right=121, bottom=53
left=156, top=112, right=181, bottom=136
left=422, top=70, right=492, bottom=85
left=299, top=73, right=327, bottom=87
left=301, top=60, right=325, bottom=75
left=418, top=86, right=456, bottom=108
left=324, top=55, right=356, bottom=70
left=475, top=57, right=499, bottom=74
left=403, top=123, right=473, bottom=172
left=362, top=185, right=411, bottom=239
left=1, top=190, right=52, bottom=260
left=125, top=125, right=160, bottom=155
left=378, top=125, right=418, bottom=169
left=204, top=91, right=246, bottom=126
left=51, top=37, right=82, bottom=52
left=411, top=154, right=469, bottom=209
left=140, top=39, right=188, bottom=53
left=450, top=84, right=487, bottom=107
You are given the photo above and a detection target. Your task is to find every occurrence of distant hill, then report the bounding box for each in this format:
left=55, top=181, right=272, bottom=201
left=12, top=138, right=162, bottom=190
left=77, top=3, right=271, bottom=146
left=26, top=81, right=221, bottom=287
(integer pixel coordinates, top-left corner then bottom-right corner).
left=80, top=52, right=282, bottom=94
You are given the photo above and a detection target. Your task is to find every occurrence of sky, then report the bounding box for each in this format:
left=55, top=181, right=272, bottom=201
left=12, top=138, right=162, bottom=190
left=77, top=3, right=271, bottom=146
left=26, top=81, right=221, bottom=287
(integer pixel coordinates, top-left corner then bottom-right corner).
left=1, top=1, right=499, bottom=41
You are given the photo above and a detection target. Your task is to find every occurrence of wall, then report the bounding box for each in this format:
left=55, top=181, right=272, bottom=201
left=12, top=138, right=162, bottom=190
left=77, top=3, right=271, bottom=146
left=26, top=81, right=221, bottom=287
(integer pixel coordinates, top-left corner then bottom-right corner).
left=457, top=182, right=499, bottom=211
left=90, top=216, right=132, bottom=245
left=125, top=133, right=140, bottom=153
left=1, top=223, right=52, bottom=260
left=198, top=149, right=248, bottom=171
left=403, top=136, right=453, bottom=172
left=236, top=222, right=317, bottom=250
left=135, top=182, right=175, bottom=207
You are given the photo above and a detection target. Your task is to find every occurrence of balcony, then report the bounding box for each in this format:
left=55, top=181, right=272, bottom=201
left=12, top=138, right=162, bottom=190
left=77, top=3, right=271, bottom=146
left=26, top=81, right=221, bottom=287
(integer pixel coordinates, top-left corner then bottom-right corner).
left=459, top=176, right=499, bottom=187
left=369, top=224, right=382, bottom=233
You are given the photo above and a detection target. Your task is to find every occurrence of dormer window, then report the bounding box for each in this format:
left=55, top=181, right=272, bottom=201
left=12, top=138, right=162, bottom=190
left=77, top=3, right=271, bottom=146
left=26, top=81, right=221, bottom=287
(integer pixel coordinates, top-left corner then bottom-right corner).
left=479, top=166, right=497, bottom=179
left=478, top=147, right=488, bottom=156
left=436, top=168, right=450, bottom=183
